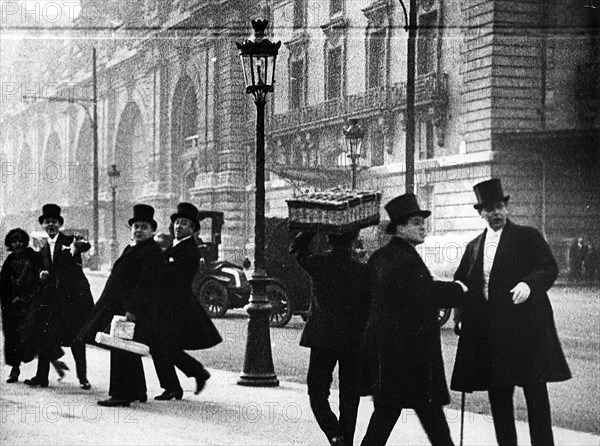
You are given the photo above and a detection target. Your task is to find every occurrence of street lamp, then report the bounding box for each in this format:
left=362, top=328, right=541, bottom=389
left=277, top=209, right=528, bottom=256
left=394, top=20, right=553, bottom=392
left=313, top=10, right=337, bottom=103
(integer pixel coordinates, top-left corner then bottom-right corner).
left=107, top=164, right=120, bottom=267
left=342, top=119, right=365, bottom=190
left=236, top=18, right=281, bottom=387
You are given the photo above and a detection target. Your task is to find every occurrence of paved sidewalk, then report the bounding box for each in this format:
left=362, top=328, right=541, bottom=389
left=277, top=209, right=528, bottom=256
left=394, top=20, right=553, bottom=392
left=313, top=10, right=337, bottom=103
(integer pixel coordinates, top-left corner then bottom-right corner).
left=1, top=344, right=598, bottom=446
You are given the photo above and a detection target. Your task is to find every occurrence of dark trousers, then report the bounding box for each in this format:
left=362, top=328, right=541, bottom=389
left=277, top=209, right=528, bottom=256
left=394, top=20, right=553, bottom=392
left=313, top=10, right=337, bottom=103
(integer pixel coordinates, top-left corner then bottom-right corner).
left=36, top=338, right=87, bottom=383
left=488, top=384, right=554, bottom=446
left=109, top=349, right=146, bottom=400
left=307, top=347, right=361, bottom=446
left=360, top=402, right=454, bottom=446
left=151, top=343, right=207, bottom=392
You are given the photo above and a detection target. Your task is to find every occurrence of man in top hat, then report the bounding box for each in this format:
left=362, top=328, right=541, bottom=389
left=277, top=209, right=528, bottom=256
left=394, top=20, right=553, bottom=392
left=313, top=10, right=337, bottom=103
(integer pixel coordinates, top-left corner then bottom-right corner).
left=79, top=204, right=163, bottom=406
left=360, top=193, right=469, bottom=446
left=289, top=229, right=370, bottom=446
left=24, top=204, right=94, bottom=389
left=150, top=202, right=221, bottom=401
left=451, top=179, right=571, bottom=446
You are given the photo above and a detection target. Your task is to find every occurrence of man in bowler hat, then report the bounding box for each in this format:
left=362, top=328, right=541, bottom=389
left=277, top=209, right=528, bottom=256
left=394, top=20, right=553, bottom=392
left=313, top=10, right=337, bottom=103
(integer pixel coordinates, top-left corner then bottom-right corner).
left=360, top=193, right=469, bottom=446
left=24, top=204, right=93, bottom=389
left=150, top=202, right=221, bottom=401
left=451, top=179, right=571, bottom=446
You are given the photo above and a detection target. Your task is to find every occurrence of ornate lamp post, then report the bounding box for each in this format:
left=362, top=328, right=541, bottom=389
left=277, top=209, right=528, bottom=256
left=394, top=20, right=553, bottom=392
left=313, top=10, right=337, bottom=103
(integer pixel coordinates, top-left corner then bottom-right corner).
left=107, top=164, right=120, bottom=268
left=342, top=119, right=365, bottom=190
left=236, top=19, right=281, bottom=387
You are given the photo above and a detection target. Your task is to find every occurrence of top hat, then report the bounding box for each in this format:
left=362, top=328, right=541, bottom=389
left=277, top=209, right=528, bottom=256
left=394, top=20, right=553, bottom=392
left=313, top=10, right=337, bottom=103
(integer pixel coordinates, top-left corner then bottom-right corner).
left=473, top=179, right=510, bottom=210
left=128, top=204, right=158, bottom=231
left=384, top=193, right=430, bottom=234
left=38, top=204, right=64, bottom=225
left=170, top=202, right=200, bottom=232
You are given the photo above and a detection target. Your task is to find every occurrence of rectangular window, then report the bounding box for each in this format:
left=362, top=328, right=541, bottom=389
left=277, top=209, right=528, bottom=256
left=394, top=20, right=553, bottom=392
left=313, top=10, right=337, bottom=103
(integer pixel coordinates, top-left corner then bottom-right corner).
left=327, top=46, right=342, bottom=100
left=293, top=0, right=306, bottom=29
left=368, top=29, right=386, bottom=89
left=418, top=119, right=434, bottom=159
left=290, top=59, right=304, bottom=110
left=330, top=0, right=342, bottom=16
left=371, top=130, right=385, bottom=166
left=417, top=12, right=437, bottom=75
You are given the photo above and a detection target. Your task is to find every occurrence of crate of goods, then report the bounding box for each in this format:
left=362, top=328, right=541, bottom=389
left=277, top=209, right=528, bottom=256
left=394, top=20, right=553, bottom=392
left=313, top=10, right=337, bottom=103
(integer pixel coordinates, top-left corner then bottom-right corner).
left=287, top=189, right=382, bottom=233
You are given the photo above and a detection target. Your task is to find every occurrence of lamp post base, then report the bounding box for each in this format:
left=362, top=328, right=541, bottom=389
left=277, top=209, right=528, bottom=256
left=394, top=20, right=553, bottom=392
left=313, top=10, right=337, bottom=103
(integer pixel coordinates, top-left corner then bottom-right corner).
left=238, top=275, right=279, bottom=387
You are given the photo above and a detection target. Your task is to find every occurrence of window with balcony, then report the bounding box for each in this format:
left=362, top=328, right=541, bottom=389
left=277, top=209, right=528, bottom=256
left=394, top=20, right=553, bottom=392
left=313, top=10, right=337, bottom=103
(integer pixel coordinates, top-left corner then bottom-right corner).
left=290, top=58, right=305, bottom=110
left=293, top=0, right=307, bottom=29
left=418, top=118, right=434, bottom=159
left=330, top=0, right=343, bottom=16
left=417, top=11, right=437, bottom=75
left=326, top=45, right=343, bottom=100
left=368, top=28, right=386, bottom=89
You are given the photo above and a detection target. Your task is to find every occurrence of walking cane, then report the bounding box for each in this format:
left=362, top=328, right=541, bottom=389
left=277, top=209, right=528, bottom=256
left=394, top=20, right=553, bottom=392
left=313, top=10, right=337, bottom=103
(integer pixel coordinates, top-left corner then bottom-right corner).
left=460, top=391, right=465, bottom=446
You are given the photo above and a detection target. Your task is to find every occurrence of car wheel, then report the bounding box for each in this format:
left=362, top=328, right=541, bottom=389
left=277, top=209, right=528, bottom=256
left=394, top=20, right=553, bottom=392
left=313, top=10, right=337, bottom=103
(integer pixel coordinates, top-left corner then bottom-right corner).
left=438, top=308, right=451, bottom=327
left=268, top=283, right=293, bottom=327
left=198, top=279, right=229, bottom=318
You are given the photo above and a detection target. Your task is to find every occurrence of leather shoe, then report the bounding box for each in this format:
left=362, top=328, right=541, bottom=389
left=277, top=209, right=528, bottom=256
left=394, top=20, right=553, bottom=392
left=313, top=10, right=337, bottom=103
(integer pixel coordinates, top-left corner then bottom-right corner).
left=154, top=390, right=183, bottom=401
left=24, top=377, right=49, bottom=388
left=194, top=370, right=211, bottom=395
left=80, top=381, right=91, bottom=390
left=6, top=367, right=19, bottom=383
left=98, top=398, right=130, bottom=407
left=6, top=374, right=19, bottom=383
left=132, top=395, right=148, bottom=403
left=52, top=360, right=69, bottom=381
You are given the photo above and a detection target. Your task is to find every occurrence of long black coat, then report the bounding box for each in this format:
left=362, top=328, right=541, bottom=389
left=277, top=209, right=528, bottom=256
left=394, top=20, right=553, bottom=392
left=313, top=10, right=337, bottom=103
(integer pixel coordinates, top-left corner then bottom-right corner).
left=39, top=232, right=94, bottom=345
left=0, top=248, right=43, bottom=365
left=362, top=237, right=466, bottom=408
left=78, top=238, right=162, bottom=346
left=451, top=220, right=571, bottom=392
left=154, top=237, right=221, bottom=350
left=290, top=232, right=370, bottom=352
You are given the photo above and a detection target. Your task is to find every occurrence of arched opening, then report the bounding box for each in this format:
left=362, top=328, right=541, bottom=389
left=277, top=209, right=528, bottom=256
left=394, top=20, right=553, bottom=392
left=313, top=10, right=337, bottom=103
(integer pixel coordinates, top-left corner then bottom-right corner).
left=72, top=114, right=93, bottom=207
left=43, top=132, right=63, bottom=203
left=114, top=102, right=147, bottom=204
left=171, top=75, right=198, bottom=200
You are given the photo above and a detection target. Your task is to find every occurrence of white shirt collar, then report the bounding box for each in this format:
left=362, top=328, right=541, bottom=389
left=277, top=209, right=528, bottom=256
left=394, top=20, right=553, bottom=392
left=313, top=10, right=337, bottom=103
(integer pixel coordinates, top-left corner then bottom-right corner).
left=172, top=236, right=191, bottom=247
left=47, top=235, right=58, bottom=244
left=486, top=226, right=503, bottom=239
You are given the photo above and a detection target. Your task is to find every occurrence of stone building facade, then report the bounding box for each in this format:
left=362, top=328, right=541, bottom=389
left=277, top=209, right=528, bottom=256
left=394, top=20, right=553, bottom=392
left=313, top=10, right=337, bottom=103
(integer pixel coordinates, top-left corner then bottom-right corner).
left=0, top=0, right=598, bottom=273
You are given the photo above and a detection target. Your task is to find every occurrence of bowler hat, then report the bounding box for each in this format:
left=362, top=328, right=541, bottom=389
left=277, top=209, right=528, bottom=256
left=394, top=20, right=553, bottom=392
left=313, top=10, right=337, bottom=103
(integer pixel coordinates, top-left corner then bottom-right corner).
left=170, top=202, right=200, bottom=232
left=128, top=204, right=158, bottom=231
left=38, top=204, right=64, bottom=225
left=384, top=193, right=430, bottom=235
left=473, top=179, right=510, bottom=210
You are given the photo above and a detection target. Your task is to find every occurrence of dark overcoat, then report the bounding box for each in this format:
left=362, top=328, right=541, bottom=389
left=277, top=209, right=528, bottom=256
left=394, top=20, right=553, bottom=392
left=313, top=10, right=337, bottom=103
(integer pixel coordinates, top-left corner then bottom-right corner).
left=289, top=232, right=370, bottom=352
left=153, top=237, right=222, bottom=350
left=0, top=248, right=44, bottom=365
left=451, top=220, right=571, bottom=392
left=362, top=237, right=466, bottom=408
left=39, top=232, right=94, bottom=345
left=78, top=238, right=162, bottom=346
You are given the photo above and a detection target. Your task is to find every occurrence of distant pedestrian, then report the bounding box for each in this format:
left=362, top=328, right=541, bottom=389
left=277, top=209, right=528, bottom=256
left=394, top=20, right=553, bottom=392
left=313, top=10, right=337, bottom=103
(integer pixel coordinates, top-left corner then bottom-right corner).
left=451, top=179, right=571, bottom=446
left=569, top=236, right=586, bottom=282
left=79, top=204, right=162, bottom=407
left=150, top=203, right=221, bottom=401
left=290, top=229, right=370, bottom=446
left=1, top=228, right=43, bottom=383
left=360, top=193, right=468, bottom=446
left=24, top=204, right=93, bottom=389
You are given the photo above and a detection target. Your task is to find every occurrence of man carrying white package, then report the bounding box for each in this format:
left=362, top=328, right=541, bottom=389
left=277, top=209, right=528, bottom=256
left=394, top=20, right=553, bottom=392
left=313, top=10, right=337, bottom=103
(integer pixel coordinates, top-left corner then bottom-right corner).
left=78, top=204, right=162, bottom=407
